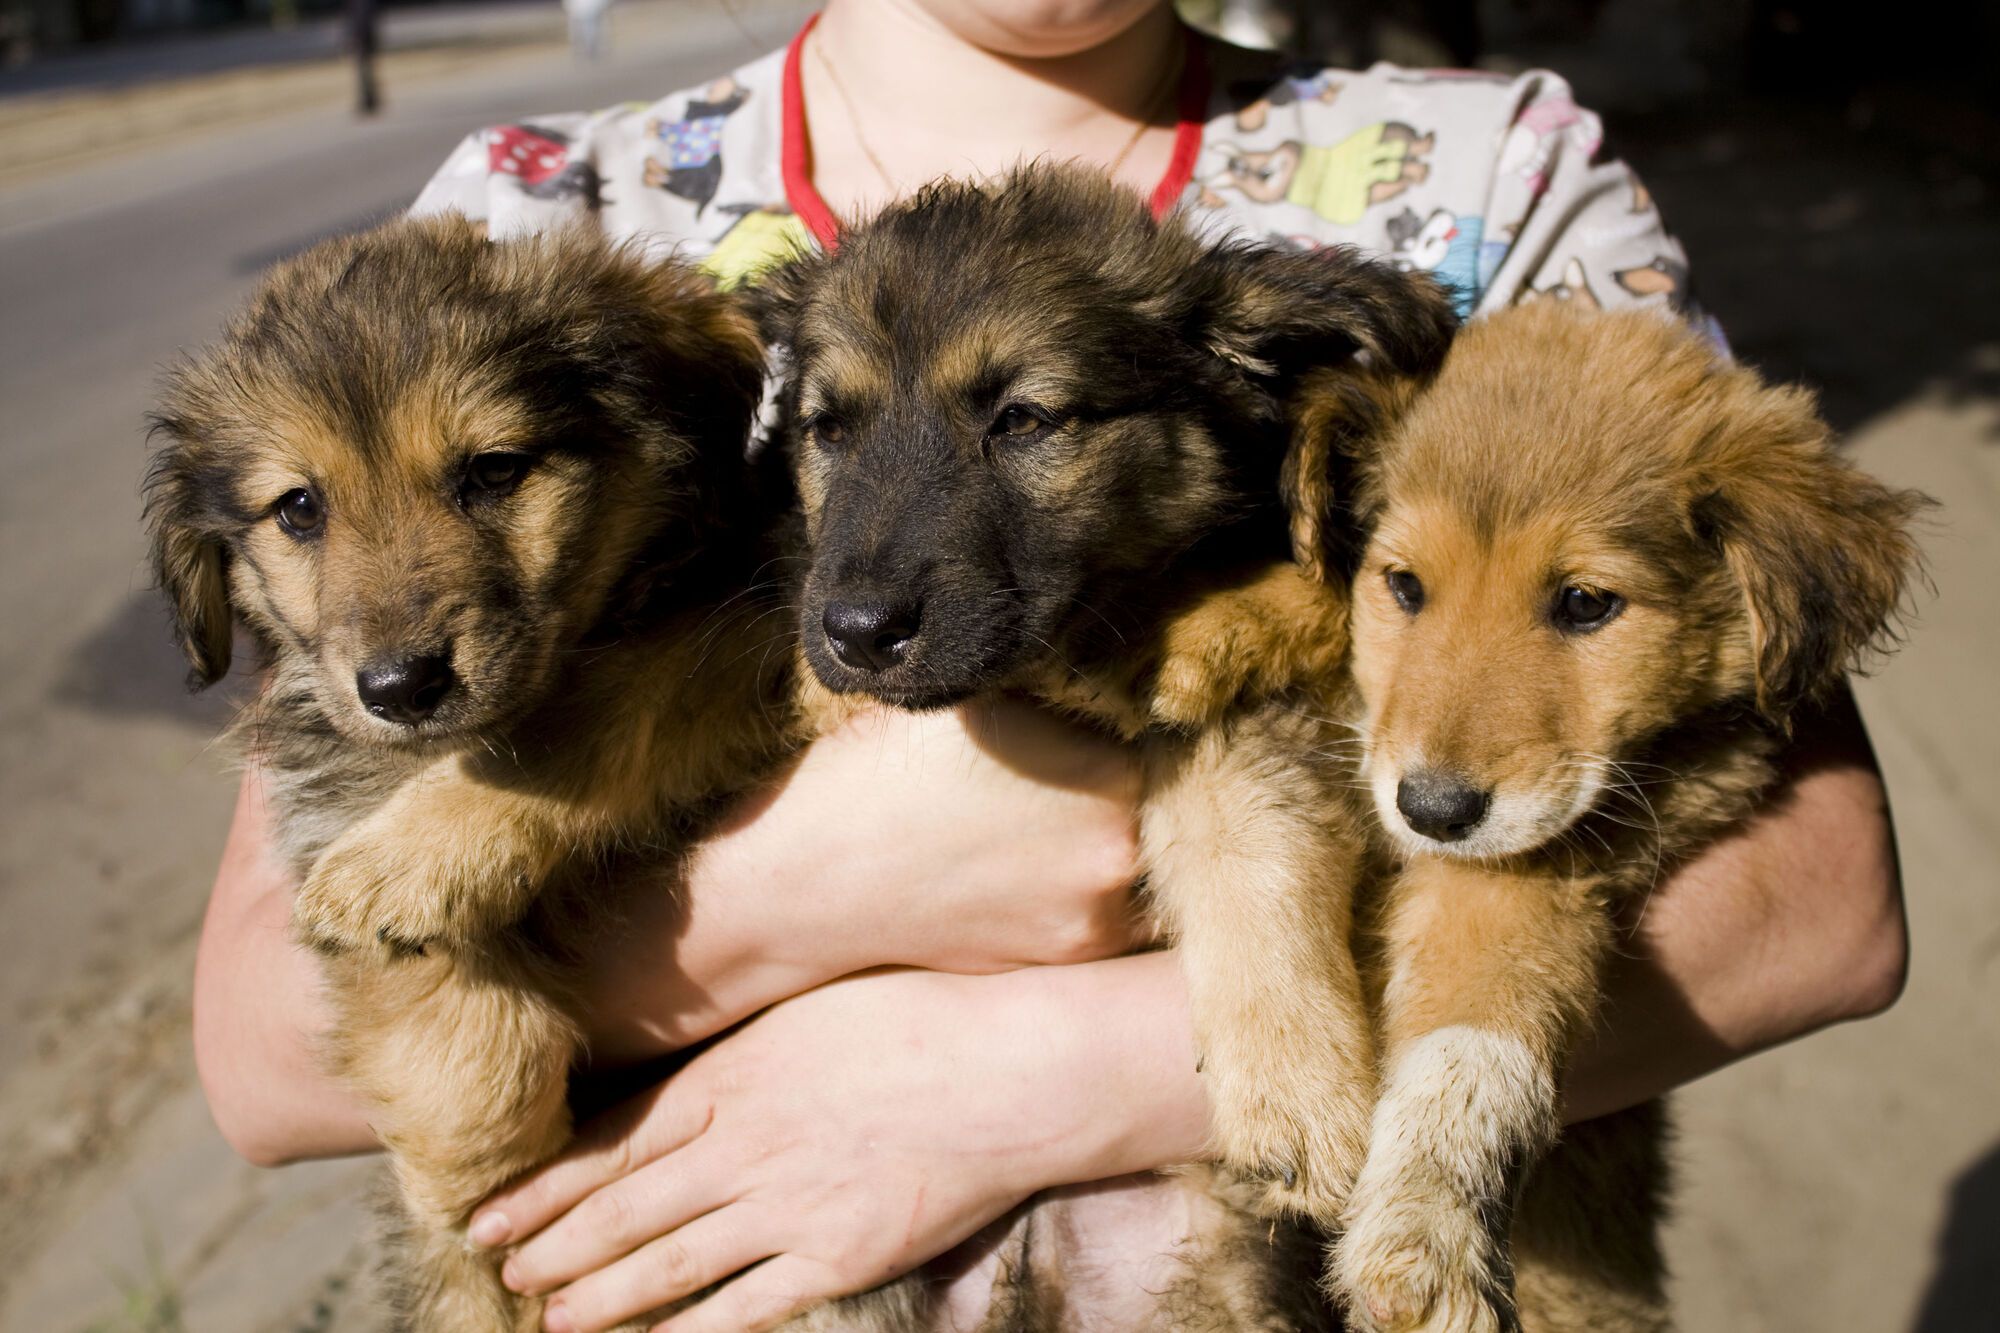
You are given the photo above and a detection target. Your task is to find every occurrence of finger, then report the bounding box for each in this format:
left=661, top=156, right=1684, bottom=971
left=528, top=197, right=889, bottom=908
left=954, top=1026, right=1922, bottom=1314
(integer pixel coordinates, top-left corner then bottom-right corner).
left=474, top=1079, right=712, bottom=1249
left=652, top=1255, right=845, bottom=1333
left=540, top=1208, right=778, bottom=1333
left=503, top=1140, right=735, bottom=1296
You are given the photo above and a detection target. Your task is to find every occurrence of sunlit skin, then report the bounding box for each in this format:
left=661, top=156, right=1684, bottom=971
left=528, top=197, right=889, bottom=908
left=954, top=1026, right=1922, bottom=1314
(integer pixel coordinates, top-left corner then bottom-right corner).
left=189, top=3, right=1909, bottom=1331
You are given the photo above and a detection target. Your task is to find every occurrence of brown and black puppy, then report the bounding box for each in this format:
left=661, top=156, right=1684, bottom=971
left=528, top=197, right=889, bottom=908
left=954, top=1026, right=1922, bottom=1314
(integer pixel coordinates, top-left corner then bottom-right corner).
left=145, top=215, right=903, bottom=1332
left=756, top=165, right=1458, bottom=1321
left=1318, top=302, right=1927, bottom=1332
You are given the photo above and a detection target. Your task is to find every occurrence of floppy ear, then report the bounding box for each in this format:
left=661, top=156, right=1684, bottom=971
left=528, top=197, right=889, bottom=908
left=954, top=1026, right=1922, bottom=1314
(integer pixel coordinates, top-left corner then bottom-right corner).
left=143, top=427, right=234, bottom=690
left=1192, top=241, right=1460, bottom=384
left=1278, top=362, right=1417, bottom=581
left=1688, top=384, right=1929, bottom=722
left=737, top=248, right=826, bottom=358
left=641, top=259, right=770, bottom=461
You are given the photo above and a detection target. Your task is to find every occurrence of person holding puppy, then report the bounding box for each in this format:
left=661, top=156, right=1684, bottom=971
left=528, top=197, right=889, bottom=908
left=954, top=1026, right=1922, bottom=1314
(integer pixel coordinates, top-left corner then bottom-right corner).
left=193, top=2, right=1909, bottom=1330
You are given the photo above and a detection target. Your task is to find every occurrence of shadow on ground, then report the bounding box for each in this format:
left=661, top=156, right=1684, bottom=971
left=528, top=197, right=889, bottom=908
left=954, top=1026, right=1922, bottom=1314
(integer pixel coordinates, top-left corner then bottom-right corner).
left=1912, top=1139, right=2000, bottom=1332
left=53, top=590, right=243, bottom=727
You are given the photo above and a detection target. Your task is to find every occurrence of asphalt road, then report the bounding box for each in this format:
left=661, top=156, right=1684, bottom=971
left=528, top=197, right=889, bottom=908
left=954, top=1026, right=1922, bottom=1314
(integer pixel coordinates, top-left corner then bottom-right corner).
left=0, top=11, right=1995, bottom=1331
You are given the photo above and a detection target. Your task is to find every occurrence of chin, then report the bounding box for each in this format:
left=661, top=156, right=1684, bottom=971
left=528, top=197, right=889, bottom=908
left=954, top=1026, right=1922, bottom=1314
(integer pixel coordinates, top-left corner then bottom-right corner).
left=915, top=0, right=1169, bottom=58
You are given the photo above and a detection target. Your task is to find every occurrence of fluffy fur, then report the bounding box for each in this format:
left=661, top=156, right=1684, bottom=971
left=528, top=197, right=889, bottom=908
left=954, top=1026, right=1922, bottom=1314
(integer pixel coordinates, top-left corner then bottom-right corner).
left=1320, top=301, right=1929, bottom=1331
left=756, top=165, right=1459, bottom=1324
left=146, top=215, right=872, bottom=1331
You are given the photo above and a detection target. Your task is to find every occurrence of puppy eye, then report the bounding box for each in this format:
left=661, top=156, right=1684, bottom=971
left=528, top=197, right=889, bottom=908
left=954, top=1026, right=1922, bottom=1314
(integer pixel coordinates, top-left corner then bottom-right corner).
left=1386, top=569, right=1424, bottom=614
left=275, top=488, right=323, bottom=538
left=989, top=404, right=1050, bottom=441
left=808, top=416, right=847, bottom=448
left=1555, top=585, right=1623, bottom=632
left=461, top=452, right=532, bottom=502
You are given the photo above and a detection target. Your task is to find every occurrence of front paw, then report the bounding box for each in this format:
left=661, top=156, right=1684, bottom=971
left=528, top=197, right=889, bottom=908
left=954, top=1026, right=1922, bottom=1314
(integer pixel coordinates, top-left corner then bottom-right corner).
left=296, top=830, right=483, bottom=953
left=1332, top=1173, right=1515, bottom=1333
left=1203, top=1046, right=1372, bottom=1223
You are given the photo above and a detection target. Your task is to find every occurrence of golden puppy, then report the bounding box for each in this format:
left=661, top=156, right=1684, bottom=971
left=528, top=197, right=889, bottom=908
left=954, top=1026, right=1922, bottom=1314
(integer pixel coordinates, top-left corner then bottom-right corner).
left=1317, top=302, right=1927, bottom=1331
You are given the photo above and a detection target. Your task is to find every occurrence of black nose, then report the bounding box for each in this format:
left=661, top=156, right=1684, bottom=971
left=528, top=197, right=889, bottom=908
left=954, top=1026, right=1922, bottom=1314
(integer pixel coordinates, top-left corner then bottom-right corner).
left=1395, top=771, right=1491, bottom=842
left=822, top=600, right=920, bottom=673
left=355, top=654, right=456, bottom=725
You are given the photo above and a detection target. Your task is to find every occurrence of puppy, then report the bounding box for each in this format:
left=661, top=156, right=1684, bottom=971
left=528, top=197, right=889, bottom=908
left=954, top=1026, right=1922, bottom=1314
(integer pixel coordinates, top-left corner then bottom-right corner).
left=1319, top=301, right=1927, bottom=1331
left=757, top=165, right=1458, bottom=1323
left=146, top=215, right=857, bottom=1331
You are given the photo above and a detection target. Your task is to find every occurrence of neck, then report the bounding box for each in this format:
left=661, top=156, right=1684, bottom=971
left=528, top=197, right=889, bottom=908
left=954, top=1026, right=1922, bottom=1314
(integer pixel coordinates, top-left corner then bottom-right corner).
left=805, top=0, right=1185, bottom=217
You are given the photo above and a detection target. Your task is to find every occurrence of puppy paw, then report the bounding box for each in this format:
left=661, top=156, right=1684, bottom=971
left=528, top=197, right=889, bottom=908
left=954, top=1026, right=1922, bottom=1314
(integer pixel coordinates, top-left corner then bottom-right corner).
left=1333, top=1176, right=1514, bottom=1333
left=296, top=827, right=485, bottom=953
left=1204, top=1046, right=1372, bottom=1223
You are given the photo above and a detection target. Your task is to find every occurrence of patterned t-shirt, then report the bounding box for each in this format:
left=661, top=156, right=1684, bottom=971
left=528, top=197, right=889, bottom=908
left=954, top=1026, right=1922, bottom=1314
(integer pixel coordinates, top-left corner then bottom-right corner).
left=412, top=15, right=1707, bottom=327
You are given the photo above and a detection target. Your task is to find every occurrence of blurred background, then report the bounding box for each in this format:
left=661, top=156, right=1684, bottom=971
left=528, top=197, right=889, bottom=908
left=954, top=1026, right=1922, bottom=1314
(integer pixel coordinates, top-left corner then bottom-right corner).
left=0, top=1, right=1994, bottom=1329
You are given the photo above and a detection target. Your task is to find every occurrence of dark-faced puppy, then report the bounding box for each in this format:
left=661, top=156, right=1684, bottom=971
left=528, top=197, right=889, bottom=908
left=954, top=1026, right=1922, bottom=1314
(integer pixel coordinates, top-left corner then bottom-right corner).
left=760, top=166, right=1454, bottom=714
left=1321, top=302, right=1927, bottom=1333
left=760, top=165, right=1458, bottom=1324
left=146, top=214, right=816, bottom=1333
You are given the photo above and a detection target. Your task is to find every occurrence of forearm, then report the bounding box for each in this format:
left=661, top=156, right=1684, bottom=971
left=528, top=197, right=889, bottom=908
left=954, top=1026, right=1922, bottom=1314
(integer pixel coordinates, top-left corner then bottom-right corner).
left=194, top=777, right=845, bottom=1164
left=1565, top=686, right=1906, bottom=1121
left=192, top=778, right=375, bottom=1164
left=1025, top=690, right=1907, bottom=1179
left=197, top=703, right=1144, bottom=1166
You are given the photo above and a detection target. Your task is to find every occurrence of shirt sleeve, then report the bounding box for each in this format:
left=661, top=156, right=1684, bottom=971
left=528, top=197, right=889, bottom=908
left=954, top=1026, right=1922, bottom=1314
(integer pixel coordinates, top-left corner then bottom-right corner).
left=406, top=111, right=607, bottom=237
left=1472, top=72, right=1721, bottom=343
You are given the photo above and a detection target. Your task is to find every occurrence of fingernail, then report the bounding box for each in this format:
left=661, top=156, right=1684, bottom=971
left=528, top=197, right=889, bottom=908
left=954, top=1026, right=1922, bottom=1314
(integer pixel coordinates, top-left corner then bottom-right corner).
left=543, top=1300, right=574, bottom=1333
left=501, top=1258, right=527, bottom=1293
left=470, top=1211, right=511, bottom=1247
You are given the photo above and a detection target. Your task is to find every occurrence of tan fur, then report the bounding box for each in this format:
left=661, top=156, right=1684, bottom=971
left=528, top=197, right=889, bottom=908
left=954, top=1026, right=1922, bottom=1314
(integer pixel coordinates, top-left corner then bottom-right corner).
left=147, top=216, right=926, bottom=1331
left=766, top=168, right=1462, bottom=1325
left=1322, top=303, right=1927, bottom=1331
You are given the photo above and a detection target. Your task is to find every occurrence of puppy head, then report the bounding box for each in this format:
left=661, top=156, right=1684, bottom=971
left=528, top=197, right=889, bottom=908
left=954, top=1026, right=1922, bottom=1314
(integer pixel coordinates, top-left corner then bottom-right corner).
left=757, top=165, right=1455, bottom=709
left=1343, top=303, right=1925, bottom=858
left=145, top=213, right=764, bottom=745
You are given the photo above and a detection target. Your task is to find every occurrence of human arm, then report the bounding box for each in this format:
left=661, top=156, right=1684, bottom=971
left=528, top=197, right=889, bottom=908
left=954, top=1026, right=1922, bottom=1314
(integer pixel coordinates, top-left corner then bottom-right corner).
left=1565, top=683, right=1907, bottom=1119
left=481, top=954, right=1208, bottom=1333
left=479, top=687, right=1905, bottom=1332
left=191, top=699, right=1145, bottom=1166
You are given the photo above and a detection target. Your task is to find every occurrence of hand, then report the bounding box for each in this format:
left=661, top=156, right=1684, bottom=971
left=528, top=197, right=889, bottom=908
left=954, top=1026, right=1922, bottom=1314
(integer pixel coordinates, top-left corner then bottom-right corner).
left=578, top=699, right=1147, bottom=1059
left=476, top=958, right=1210, bottom=1333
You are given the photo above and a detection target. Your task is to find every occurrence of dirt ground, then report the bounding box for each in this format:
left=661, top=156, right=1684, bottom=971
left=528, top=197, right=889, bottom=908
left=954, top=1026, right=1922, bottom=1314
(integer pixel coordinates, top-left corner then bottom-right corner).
left=0, top=6, right=1994, bottom=1330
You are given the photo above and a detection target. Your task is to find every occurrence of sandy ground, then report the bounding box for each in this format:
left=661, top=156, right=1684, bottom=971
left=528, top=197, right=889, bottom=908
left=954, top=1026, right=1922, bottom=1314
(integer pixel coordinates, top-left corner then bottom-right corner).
left=0, top=9, right=1994, bottom=1330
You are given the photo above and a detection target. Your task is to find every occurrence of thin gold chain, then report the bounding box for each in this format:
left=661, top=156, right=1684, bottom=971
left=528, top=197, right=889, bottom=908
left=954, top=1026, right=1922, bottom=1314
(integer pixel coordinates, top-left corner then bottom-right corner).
left=809, top=28, right=1183, bottom=199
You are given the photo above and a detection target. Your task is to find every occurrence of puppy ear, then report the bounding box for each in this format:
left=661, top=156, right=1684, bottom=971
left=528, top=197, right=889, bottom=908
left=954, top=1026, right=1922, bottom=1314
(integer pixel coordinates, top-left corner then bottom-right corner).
left=1193, top=242, right=1459, bottom=383
left=1279, top=362, right=1417, bottom=580
left=1688, top=383, right=1929, bottom=722
left=143, top=424, right=234, bottom=690
left=738, top=248, right=825, bottom=355
left=636, top=258, right=771, bottom=470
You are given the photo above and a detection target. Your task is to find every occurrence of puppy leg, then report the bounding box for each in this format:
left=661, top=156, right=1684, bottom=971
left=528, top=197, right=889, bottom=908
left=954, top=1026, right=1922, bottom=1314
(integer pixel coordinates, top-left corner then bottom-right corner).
left=1332, top=858, right=1608, bottom=1333
left=328, top=948, right=580, bottom=1333
left=1511, top=1102, right=1672, bottom=1333
left=1143, top=711, right=1377, bottom=1224
left=298, top=765, right=587, bottom=953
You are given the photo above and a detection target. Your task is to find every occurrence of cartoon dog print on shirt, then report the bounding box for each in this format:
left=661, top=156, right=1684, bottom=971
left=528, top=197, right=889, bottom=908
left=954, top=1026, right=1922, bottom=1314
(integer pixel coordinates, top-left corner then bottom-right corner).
left=700, top=203, right=814, bottom=290
left=1616, top=254, right=1691, bottom=310
left=1522, top=256, right=1602, bottom=311
left=483, top=125, right=600, bottom=205
left=1206, top=122, right=1434, bottom=226
left=1385, top=205, right=1510, bottom=316
left=1228, top=64, right=1342, bottom=132
left=1498, top=94, right=1601, bottom=197
left=643, top=76, right=749, bottom=217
